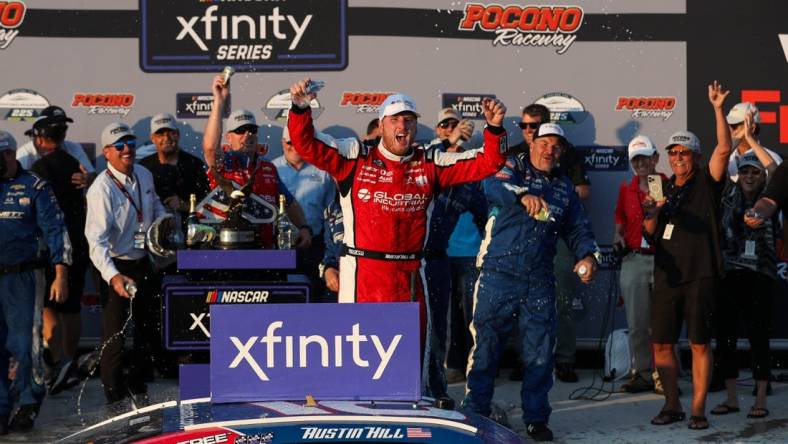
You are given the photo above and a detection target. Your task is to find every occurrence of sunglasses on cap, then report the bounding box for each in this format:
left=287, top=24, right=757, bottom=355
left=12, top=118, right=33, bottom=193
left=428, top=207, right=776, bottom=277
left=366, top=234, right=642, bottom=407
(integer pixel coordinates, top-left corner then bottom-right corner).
left=110, top=139, right=137, bottom=150
left=666, top=148, right=693, bottom=158
left=231, top=126, right=258, bottom=135
left=437, top=120, right=459, bottom=129
left=518, top=122, right=540, bottom=130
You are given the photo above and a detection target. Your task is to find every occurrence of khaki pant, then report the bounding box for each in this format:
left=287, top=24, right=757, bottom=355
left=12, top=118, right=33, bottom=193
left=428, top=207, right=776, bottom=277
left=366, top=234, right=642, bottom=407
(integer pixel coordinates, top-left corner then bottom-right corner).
left=620, top=253, right=654, bottom=377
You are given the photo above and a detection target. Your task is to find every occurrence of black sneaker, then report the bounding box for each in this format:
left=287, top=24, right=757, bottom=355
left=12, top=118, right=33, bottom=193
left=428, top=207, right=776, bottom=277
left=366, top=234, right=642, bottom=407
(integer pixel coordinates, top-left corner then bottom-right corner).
left=555, top=363, right=578, bottom=383
left=489, top=403, right=510, bottom=428
left=49, top=359, right=78, bottom=395
left=9, top=404, right=39, bottom=432
left=526, top=422, right=554, bottom=442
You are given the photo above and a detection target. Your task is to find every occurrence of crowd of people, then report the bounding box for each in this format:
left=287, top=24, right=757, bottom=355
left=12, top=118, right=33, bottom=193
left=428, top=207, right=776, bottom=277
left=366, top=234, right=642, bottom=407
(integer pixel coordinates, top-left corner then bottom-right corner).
left=0, top=77, right=784, bottom=441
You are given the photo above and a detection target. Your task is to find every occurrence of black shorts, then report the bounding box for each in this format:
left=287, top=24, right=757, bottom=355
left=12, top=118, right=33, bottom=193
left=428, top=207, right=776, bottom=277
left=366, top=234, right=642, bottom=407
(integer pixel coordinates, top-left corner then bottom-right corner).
left=42, top=251, right=88, bottom=314
left=650, top=277, right=717, bottom=344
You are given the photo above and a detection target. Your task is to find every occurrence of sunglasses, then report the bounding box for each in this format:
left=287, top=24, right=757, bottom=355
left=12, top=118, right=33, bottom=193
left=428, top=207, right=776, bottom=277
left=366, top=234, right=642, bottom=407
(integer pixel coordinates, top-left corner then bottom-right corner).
left=438, top=120, right=459, bottom=129
left=666, top=149, right=693, bottom=158
left=110, top=139, right=137, bottom=150
left=231, top=126, right=258, bottom=135
left=518, top=122, right=540, bottom=130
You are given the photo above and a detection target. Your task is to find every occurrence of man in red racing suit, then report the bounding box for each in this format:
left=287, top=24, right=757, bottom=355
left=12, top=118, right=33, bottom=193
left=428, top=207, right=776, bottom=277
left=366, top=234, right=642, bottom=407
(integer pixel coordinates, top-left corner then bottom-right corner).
left=287, top=79, right=508, bottom=325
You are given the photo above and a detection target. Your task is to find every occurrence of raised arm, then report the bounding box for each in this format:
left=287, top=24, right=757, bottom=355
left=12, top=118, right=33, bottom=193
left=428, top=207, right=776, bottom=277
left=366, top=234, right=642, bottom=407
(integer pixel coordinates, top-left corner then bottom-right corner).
left=203, top=75, right=229, bottom=173
left=707, top=81, right=733, bottom=182
left=742, top=110, right=777, bottom=175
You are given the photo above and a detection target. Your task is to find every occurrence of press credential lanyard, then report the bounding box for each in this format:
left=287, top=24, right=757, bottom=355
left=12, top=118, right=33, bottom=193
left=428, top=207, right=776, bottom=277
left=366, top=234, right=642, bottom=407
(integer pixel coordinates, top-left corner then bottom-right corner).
left=106, top=169, right=146, bottom=250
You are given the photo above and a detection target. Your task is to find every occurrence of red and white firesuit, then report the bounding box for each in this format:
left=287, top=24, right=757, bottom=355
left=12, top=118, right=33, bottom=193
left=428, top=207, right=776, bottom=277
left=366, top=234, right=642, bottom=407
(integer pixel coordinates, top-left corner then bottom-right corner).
left=288, top=106, right=507, bottom=312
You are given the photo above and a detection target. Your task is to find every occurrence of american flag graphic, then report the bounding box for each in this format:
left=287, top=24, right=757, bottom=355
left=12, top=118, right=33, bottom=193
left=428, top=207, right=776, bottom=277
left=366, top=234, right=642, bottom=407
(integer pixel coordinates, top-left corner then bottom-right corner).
left=406, top=427, right=432, bottom=438
left=195, top=183, right=277, bottom=225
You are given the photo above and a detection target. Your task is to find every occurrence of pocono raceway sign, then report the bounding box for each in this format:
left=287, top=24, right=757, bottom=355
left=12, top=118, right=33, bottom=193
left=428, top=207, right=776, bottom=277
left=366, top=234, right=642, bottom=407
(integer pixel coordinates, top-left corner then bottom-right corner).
left=210, top=303, right=420, bottom=403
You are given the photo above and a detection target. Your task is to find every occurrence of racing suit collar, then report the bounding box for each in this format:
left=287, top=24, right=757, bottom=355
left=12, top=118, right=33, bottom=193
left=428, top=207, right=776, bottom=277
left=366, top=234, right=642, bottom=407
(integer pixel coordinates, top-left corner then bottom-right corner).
left=377, top=141, right=414, bottom=163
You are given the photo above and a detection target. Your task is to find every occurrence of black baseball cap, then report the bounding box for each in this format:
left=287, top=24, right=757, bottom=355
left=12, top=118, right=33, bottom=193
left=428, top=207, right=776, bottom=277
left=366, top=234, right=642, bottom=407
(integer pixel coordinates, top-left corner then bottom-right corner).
left=25, top=105, right=73, bottom=137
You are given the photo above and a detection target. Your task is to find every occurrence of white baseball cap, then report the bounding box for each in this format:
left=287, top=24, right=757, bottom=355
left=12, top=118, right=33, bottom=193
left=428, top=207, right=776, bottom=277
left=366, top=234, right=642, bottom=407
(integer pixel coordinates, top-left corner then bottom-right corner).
left=226, top=110, right=258, bottom=132
left=437, top=107, right=460, bottom=125
left=101, top=122, right=135, bottom=148
left=665, top=130, right=701, bottom=153
left=627, top=135, right=656, bottom=159
left=533, top=122, right=566, bottom=141
left=726, top=102, right=760, bottom=125
left=378, top=93, right=420, bottom=120
left=150, top=113, right=178, bottom=133
left=0, top=130, right=17, bottom=152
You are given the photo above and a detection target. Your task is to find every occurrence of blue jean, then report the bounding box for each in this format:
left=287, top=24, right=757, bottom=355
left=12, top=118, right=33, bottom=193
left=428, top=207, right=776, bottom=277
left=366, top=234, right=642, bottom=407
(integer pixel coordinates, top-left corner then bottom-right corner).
left=0, top=271, right=37, bottom=415
left=424, top=256, right=451, bottom=397
left=463, top=269, right=557, bottom=425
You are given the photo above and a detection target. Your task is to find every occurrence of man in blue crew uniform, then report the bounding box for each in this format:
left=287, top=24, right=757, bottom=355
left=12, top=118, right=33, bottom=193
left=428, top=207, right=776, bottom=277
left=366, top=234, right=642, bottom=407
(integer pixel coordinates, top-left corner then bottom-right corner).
left=463, top=123, right=599, bottom=442
left=0, top=131, right=70, bottom=434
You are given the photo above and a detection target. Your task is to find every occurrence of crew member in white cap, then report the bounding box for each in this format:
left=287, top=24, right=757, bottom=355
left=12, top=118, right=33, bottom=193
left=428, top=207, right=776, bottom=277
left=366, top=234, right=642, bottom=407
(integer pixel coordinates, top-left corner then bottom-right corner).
left=201, top=75, right=310, bottom=250
left=613, top=135, right=666, bottom=395
left=725, top=102, right=781, bottom=181
left=85, top=122, right=167, bottom=406
left=642, top=81, right=734, bottom=430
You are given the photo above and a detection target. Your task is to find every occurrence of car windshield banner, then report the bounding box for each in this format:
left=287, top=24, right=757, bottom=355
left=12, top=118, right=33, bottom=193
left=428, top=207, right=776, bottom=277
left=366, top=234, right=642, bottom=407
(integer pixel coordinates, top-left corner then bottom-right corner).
left=210, top=303, right=420, bottom=403
left=140, top=0, right=348, bottom=72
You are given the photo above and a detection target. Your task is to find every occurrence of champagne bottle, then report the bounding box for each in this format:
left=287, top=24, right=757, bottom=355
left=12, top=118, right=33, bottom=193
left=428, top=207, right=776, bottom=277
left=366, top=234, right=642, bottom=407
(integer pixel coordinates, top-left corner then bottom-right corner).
left=185, top=194, right=200, bottom=248
left=276, top=194, right=295, bottom=249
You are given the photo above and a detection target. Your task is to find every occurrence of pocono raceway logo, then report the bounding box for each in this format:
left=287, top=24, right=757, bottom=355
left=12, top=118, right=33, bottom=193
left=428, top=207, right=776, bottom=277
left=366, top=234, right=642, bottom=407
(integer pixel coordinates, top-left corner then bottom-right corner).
left=71, top=93, right=135, bottom=117
left=228, top=321, right=402, bottom=381
left=615, top=96, right=676, bottom=121
left=458, top=3, right=583, bottom=54
left=0, top=1, right=25, bottom=50
left=339, top=92, right=393, bottom=113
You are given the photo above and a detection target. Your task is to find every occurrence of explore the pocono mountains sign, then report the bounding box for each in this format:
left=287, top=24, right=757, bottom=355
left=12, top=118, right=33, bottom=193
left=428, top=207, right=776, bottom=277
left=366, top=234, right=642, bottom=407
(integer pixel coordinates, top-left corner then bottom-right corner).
left=210, top=303, right=420, bottom=403
left=140, top=0, right=347, bottom=72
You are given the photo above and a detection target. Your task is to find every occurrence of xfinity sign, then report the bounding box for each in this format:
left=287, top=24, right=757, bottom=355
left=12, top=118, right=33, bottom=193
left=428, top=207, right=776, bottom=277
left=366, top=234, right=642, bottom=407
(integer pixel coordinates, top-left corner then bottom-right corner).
left=210, top=303, right=420, bottom=402
left=140, top=0, right=348, bottom=72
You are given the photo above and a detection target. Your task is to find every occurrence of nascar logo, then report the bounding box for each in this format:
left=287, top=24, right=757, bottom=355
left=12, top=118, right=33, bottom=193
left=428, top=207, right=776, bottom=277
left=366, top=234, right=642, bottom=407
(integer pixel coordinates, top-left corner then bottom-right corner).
left=458, top=3, right=583, bottom=54
left=206, top=289, right=270, bottom=303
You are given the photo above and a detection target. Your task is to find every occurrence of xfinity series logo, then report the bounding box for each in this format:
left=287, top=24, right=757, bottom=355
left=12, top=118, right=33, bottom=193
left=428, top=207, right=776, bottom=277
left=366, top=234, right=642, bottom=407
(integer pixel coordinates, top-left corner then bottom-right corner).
left=0, top=88, right=48, bottom=122
left=339, top=92, right=393, bottom=113
left=177, top=92, right=230, bottom=119
left=263, top=89, right=323, bottom=121
left=228, top=321, right=402, bottom=382
left=71, top=93, right=135, bottom=118
left=141, top=0, right=348, bottom=72
left=0, top=1, right=25, bottom=50
left=578, top=146, right=628, bottom=171
left=442, top=93, right=496, bottom=120
left=458, top=3, right=583, bottom=54
left=616, top=96, right=676, bottom=121
left=535, top=92, right=587, bottom=124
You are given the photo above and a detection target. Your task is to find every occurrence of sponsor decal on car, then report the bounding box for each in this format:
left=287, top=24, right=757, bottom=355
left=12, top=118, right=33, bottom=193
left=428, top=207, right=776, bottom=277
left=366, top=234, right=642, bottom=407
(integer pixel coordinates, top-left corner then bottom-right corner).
left=458, top=3, right=583, bottom=54
left=0, top=88, right=49, bottom=121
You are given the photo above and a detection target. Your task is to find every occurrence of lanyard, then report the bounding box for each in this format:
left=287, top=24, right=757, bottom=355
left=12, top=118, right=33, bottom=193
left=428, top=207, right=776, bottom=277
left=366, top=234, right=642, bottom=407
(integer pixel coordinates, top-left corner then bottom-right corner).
left=106, top=169, right=143, bottom=224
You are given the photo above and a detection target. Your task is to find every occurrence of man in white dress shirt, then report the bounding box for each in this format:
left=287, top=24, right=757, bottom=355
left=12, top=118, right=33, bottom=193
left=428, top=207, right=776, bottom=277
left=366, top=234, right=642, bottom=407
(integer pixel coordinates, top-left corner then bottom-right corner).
left=85, top=122, right=167, bottom=406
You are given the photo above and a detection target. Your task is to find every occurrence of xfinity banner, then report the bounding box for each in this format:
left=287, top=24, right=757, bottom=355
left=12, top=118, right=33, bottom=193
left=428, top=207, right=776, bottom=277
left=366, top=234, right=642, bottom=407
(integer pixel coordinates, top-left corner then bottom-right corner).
left=210, top=303, right=420, bottom=403
left=140, top=0, right=348, bottom=72
left=577, top=145, right=629, bottom=172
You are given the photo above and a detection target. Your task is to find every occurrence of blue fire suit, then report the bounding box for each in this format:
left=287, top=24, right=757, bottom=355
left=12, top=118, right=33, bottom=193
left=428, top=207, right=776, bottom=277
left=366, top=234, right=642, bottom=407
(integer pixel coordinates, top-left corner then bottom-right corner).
left=462, top=153, right=598, bottom=425
left=320, top=199, right=343, bottom=302
left=0, top=165, right=69, bottom=415
left=424, top=141, right=487, bottom=398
